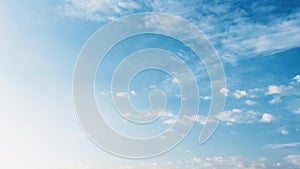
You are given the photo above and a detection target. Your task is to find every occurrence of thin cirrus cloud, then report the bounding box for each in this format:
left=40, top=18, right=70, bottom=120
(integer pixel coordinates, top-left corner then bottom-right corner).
left=62, top=0, right=300, bottom=64
left=265, top=142, right=300, bottom=149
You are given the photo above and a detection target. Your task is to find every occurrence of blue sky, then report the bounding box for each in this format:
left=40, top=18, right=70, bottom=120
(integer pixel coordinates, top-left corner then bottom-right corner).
left=0, top=0, right=300, bottom=169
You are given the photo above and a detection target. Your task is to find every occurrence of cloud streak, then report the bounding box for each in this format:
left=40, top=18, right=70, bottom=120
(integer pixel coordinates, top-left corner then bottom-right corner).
left=62, top=0, right=300, bottom=63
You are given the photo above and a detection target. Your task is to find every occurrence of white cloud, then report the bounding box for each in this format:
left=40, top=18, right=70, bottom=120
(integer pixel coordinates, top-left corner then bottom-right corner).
left=293, top=75, right=300, bottom=83
left=285, top=155, right=300, bottom=167
left=277, top=127, right=289, bottom=135
left=219, top=88, right=229, bottom=97
left=130, top=90, right=136, bottom=95
left=202, top=96, right=211, bottom=100
left=115, top=91, right=128, bottom=97
left=124, top=109, right=174, bottom=121
left=163, top=119, right=177, bottom=125
left=265, top=85, right=292, bottom=95
left=260, top=113, right=275, bottom=123
left=265, top=142, right=300, bottom=149
left=268, top=97, right=282, bottom=105
left=62, top=0, right=300, bottom=63
left=63, top=0, right=144, bottom=21
left=247, top=88, right=264, bottom=98
left=233, top=90, right=247, bottom=99
left=114, top=156, right=268, bottom=169
left=294, top=108, right=300, bottom=115
left=218, top=109, right=260, bottom=125
left=266, top=85, right=283, bottom=95
left=115, top=90, right=136, bottom=97
left=245, top=100, right=256, bottom=106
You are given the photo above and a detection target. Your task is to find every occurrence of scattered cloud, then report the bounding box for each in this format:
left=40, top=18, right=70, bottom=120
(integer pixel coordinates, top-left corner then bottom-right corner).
left=114, top=156, right=268, bottom=169
left=202, top=96, right=211, bottom=100
left=245, top=100, right=257, bottom=106
left=265, top=85, right=292, bottom=95
left=62, top=0, right=300, bottom=64
left=294, top=108, right=300, bottom=115
left=218, top=109, right=260, bottom=125
left=285, top=155, right=300, bottom=167
left=115, top=91, right=129, bottom=97
left=266, top=85, right=283, bottom=95
left=233, top=90, right=247, bottom=99
left=268, top=97, right=282, bottom=105
left=63, top=0, right=146, bottom=21
left=293, top=75, right=300, bottom=83
left=265, top=142, right=300, bottom=149
left=277, top=127, right=289, bottom=135
left=115, top=90, right=136, bottom=97
left=219, top=87, right=229, bottom=97
left=163, top=119, right=177, bottom=125
left=124, top=109, right=174, bottom=121
left=260, top=113, right=275, bottom=123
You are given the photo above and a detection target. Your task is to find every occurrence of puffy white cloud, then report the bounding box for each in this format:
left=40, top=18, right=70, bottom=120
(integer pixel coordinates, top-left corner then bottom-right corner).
left=233, top=90, right=247, bottom=99
left=285, top=155, right=300, bottom=167
left=260, top=113, right=275, bottom=123
left=268, top=97, right=282, bottom=105
left=266, top=85, right=283, bottom=95
left=219, top=87, right=229, bottom=97
left=293, top=75, right=300, bottom=83
left=265, top=85, right=292, bottom=95
left=202, top=96, right=211, bottom=100
left=277, top=127, right=289, bottom=135
left=245, top=100, right=256, bottom=106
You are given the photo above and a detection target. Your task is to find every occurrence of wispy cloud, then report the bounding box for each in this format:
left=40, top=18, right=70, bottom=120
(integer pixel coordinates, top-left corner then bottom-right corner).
left=62, top=0, right=300, bottom=63
left=265, top=142, right=300, bottom=149
left=218, top=109, right=261, bottom=125
left=285, top=154, right=300, bottom=167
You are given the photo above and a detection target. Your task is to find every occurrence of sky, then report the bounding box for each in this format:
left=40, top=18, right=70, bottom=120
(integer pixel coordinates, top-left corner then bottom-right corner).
left=0, top=0, right=300, bottom=169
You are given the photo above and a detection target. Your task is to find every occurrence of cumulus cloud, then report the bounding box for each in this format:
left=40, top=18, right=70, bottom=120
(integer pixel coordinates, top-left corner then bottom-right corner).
left=219, top=87, right=229, bottom=97
left=260, top=113, right=275, bottom=123
left=293, top=75, right=300, bottom=83
left=265, top=85, right=292, bottom=95
left=285, top=155, right=300, bottom=167
left=233, top=90, right=247, bottom=99
left=266, top=85, right=284, bottom=95
left=245, top=100, right=257, bottom=106
left=277, top=127, right=289, bottom=135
